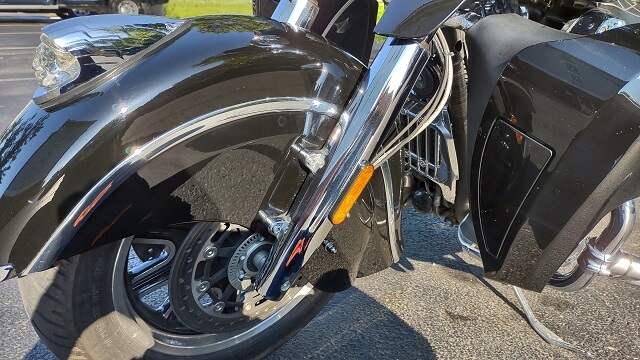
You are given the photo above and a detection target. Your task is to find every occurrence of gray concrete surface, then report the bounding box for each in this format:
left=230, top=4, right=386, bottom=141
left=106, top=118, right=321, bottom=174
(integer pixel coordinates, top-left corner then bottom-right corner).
left=0, top=14, right=55, bottom=128
left=1, top=18, right=640, bottom=360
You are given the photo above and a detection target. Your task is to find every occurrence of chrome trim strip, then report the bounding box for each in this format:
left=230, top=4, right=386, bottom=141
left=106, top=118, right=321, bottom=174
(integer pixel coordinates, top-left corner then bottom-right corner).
left=321, top=0, right=355, bottom=37
left=24, top=97, right=339, bottom=275
left=272, top=0, right=319, bottom=30
left=0, top=264, right=13, bottom=282
left=43, top=15, right=187, bottom=58
left=256, top=38, right=430, bottom=299
left=34, top=15, right=190, bottom=106
left=381, top=161, right=401, bottom=263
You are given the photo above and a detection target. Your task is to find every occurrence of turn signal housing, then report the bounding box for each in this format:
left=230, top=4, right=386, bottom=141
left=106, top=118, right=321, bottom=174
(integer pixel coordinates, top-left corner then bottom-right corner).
left=33, top=34, right=81, bottom=91
left=330, top=164, right=374, bottom=225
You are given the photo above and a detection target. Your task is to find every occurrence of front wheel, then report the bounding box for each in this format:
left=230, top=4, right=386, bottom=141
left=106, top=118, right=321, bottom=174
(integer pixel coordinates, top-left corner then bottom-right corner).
left=19, top=222, right=331, bottom=360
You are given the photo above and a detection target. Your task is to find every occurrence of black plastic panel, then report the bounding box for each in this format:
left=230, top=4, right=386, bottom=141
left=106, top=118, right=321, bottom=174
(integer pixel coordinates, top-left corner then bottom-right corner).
left=478, top=119, right=553, bottom=258
left=470, top=25, right=640, bottom=291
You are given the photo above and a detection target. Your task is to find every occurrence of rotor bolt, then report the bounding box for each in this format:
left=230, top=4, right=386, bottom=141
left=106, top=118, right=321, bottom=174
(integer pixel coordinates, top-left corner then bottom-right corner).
left=280, top=280, right=291, bottom=292
left=204, top=246, right=218, bottom=259
left=240, top=255, right=246, bottom=261
left=197, top=281, right=210, bottom=293
left=239, top=270, right=245, bottom=279
left=213, top=301, right=225, bottom=312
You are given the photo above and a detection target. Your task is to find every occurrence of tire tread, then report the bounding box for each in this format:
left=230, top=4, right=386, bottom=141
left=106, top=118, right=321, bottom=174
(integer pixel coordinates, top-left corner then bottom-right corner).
left=19, top=258, right=92, bottom=360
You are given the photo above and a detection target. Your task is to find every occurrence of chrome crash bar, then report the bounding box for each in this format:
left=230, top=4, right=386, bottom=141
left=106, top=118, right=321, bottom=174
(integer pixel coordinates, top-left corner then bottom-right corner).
left=579, top=200, right=640, bottom=282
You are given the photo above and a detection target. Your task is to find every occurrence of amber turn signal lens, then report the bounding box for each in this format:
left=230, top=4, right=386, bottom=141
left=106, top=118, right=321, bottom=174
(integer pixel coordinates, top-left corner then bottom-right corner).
left=330, top=164, right=375, bottom=225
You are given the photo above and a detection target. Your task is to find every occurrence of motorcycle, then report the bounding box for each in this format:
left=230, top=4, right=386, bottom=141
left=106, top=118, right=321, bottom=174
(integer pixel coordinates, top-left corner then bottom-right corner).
left=1, top=0, right=639, bottom=358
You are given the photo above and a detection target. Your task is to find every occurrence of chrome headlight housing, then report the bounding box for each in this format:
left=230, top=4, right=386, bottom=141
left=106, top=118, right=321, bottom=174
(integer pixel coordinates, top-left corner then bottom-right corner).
left=33, top=15, right=189, bottom=107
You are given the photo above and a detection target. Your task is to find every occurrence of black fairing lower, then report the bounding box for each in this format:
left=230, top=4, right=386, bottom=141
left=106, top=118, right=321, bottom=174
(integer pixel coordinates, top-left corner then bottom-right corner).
left=456, top=14, right=579, bottom=220
left=0, top=15, right=403, bottom=288
left=470, top=24, right=640, bottom=291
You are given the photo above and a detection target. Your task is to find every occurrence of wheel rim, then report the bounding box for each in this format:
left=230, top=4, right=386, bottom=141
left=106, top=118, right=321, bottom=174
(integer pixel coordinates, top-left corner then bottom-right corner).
left=117, top=0, right=140, bottom=15
left=111, top=222, right=314, bottom=355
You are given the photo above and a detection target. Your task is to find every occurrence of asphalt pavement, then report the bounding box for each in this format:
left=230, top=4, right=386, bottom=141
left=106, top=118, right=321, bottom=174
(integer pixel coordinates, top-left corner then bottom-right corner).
left=1, top=16, right=640, bottom=360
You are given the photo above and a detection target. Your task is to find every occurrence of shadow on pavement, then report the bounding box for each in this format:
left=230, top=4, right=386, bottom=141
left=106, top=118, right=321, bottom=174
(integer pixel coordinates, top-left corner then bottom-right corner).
left=396, top=210, right=527, bottom=319
left=271, top=287, right=436, bottom=359
left=24, top=342, right=54, bottom=360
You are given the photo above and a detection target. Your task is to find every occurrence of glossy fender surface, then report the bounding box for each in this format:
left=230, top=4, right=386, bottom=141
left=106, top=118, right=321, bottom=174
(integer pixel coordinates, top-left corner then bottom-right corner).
left=374, top=0, right=464, bottom=39
left=0, top=15, right=364, bottom=278
left=471, top=25, right=640, bottom=291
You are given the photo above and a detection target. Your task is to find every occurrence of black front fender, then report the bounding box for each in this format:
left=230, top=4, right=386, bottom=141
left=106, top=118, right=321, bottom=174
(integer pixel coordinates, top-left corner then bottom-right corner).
left=0, top=14, right=383, bottom=281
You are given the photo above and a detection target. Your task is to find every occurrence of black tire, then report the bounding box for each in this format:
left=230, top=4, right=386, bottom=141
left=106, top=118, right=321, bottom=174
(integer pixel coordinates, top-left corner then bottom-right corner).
left=19, top=258, right=90, bottom=360
left=19, top=237, right=332, bottom=360
left=109, top=0, right=143, bottom=15
left=55, top=9, right=70, bottom=19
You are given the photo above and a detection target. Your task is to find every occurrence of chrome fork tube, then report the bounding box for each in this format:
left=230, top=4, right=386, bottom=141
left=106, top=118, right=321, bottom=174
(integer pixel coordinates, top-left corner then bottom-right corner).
left=271, top=0, right=319, bottom=29
left=256, top=38, right=430, bottom=299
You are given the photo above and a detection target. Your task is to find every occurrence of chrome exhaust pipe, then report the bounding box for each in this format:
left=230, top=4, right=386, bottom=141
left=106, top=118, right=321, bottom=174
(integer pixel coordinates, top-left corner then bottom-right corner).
left=580, top=245, right=640, bottom=281
left=578, top=200, right=640, bottom=282
left=457, top=200, right=639, bottom=283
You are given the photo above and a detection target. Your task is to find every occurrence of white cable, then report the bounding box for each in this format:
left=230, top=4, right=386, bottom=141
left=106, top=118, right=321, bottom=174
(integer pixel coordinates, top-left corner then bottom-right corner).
left=372, top=30, right=450, bottom=162
left=371, top=29, right=454, bottom=168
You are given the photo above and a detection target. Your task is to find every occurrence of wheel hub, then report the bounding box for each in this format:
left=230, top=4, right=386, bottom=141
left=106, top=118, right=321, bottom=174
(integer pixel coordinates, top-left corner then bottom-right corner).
left=168, top=222, right=282, bottom=333
left=227, top=234, right=273, bottom=291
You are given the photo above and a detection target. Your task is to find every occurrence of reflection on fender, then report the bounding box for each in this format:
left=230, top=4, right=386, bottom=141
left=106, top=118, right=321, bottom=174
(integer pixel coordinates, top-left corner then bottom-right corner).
left=285, top=237, right=311, bottom=267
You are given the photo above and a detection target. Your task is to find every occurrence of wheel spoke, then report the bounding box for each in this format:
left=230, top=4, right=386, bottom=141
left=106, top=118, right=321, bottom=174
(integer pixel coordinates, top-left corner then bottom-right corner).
left=131, top=265, right=170, bottom=297
left=129, top=238, right=176, bottom=287
left=137, top=275, right=169, bottom=298
left=216, top=247, right=236, bottom=258
left=208, top=267, right=228, bottom=285
left=130, top=261, right=172, bottom=289
left=220, top=283, right=236, bottom=301
left=129, top=254, right=165, bottom=279
left=162, top=305, right=174, bottom=320
left=213, top=227, right=234, bottom=247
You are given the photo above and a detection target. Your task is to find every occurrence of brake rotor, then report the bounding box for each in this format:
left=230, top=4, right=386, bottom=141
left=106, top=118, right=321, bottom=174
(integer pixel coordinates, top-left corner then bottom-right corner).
left=168, top=221, right=284, bottom=333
